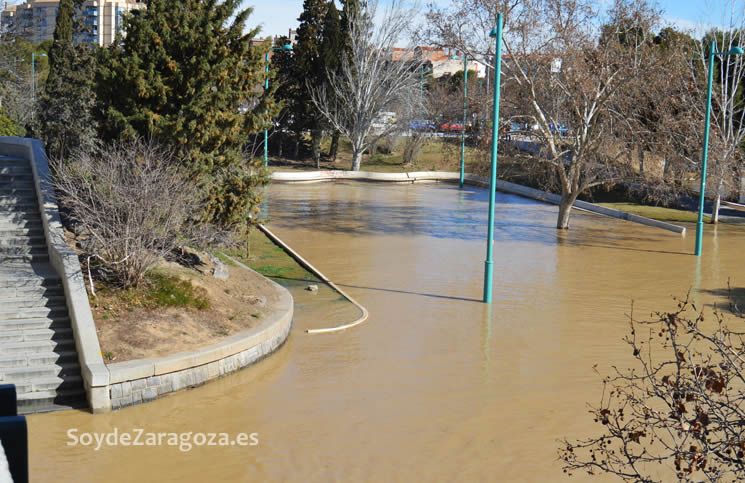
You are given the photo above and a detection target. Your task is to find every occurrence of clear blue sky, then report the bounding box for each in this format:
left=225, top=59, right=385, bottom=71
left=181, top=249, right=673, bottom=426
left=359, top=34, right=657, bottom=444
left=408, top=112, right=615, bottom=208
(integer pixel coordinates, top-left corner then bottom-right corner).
left=243, top=0, right=740, bottom=39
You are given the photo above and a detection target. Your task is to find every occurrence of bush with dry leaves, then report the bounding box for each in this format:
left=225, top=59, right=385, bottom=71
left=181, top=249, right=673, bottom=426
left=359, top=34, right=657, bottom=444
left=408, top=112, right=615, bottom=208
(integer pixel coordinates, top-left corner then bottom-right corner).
left=560, top=294, right=745, bottom=481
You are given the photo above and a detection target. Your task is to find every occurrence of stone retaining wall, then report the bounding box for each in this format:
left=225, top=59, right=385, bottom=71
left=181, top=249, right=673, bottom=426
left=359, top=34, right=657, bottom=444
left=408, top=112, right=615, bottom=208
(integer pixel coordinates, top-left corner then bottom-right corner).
left=106, top=270, right=293, bottom=410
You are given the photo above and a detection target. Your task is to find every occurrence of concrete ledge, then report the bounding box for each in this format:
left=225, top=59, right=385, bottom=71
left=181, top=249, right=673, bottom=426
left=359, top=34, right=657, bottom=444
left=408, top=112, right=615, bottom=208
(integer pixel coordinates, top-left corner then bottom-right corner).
left=0, top=137, right=112, bottom=413
left=271, top=170, right=685, bottom=235
left=106, top=266, right=293, bottom=410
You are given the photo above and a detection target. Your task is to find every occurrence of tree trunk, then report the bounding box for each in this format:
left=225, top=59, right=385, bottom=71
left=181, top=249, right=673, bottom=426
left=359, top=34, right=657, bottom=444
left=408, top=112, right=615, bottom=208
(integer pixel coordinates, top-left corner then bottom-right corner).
left=278, top=131, right=283, bottom=158
left=293, top=135, right=300, bottom=159
left=662, top=157, right=670, bottom=181
left=557, top=193, right=578, bottom=229
left=637, top=144, right=644, bottom=177
left=712, top=193, right=721, bottom=225
left=311, top=129, right=322, bottom=169
left=739, top=174, right=745, bottom=204
left=351, top=149, right=363, bottom=171
left=329, top=131, right=340, bottom=162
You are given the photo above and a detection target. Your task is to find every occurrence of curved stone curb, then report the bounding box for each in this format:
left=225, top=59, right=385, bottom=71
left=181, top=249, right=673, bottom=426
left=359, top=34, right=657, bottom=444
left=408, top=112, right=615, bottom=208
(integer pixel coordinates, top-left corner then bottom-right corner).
left=271, top=170, right=686, bottom=235
left=255, top=225, right=369, bottom=334
left=105, top=266, right=293, bottom=410
left=0, top=137, right=111, bottom=413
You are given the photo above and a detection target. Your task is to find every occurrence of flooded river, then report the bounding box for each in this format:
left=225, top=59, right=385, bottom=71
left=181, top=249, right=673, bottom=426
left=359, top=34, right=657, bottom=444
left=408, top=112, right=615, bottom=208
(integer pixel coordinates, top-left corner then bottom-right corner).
left=28, top=182, right=745, bottom=481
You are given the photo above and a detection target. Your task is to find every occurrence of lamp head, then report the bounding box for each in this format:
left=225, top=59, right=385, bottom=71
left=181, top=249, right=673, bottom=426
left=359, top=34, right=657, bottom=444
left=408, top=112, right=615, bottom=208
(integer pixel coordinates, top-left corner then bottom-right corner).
left=489, top=27, right=499, bottom=38
left=282, top=44, right=293, bottom=50
left=728, top=46, right=744, bottom=55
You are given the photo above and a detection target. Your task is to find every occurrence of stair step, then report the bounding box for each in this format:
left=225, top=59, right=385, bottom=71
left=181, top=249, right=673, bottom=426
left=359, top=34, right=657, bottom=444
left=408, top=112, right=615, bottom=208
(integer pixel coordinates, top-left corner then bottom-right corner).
left=0, top=166, right=34, bottom=177
left=0, top=339, right=76, bottom=354
left=3, top=284, right=64, bottom=297
left=0, top=178, right=33, bottom=187
left=0, top=213, right=41, bottom=223
left=0, top=219, right=42, bottom=230
left=0, top=350, right=77, bottom=368
left=0, top=186, right=34, bottom=194
left=29, top=374, right=83, bottom=392
left=0, top=316, right=70, bottom=330
left=17, top=387, right=87, bottom=414
left=0, top=226, right=43, bottom=236
left=0, top=295, right=66, bottom=308
left=0, top=157, right=29, bottom=166
left=0, top=305, right=68, bottom=319
left=0, top=237, right=46, bottom=246
left=0, top=275, right=61, bottom=289
left=0, top=361, right=80, bottom=382
left=0, top=201, right=38, bottom=211
left=0, top=327, right=73, bottom=343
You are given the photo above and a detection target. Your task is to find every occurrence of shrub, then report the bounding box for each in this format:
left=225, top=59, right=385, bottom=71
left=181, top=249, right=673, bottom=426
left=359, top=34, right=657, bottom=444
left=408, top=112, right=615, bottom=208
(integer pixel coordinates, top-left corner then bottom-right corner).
left=53, top=139, right=211, bottom=288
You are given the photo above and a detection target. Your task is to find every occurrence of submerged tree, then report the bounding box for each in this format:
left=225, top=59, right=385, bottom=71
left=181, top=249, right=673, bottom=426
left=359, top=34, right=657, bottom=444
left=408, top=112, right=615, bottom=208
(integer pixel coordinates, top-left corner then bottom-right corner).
left=424, top=0, right=673, bottom=229
left=96, top=0, right=275, bottom=229
left=311, top=0, right=422, bottom=171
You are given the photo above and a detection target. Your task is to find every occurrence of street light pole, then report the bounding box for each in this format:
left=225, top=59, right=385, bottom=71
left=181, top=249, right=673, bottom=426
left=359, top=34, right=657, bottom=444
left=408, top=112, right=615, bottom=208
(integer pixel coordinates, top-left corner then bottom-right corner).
left=483, top=13, right=503, bottom=304
left=694, top=41, right=743, bottom=256
left=264, top=44, right=293, bottom=168
left=460, top=53, right=467, bottom=189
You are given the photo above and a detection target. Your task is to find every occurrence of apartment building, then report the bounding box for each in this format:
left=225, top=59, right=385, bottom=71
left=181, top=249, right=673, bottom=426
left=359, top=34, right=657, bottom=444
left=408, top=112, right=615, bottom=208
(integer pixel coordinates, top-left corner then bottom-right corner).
left=1, top=0, right=143, bottom=46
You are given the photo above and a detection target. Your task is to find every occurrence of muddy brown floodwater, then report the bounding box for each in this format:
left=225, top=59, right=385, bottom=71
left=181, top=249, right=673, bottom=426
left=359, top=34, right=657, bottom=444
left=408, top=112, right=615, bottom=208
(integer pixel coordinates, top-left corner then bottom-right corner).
left=28, top=182, right=745, bottom=482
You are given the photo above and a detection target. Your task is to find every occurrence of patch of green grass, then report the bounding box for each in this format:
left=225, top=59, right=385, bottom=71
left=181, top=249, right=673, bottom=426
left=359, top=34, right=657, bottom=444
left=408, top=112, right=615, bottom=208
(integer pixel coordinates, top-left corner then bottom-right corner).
left=144, top=272, right=209, bottom=310
left=251, top=313, right=261, bottom=319
left=103, top=351, right=115, bottom=361
left=223, top=229, right=320, bottom=283
left=597, top=203, right=711, bottom=223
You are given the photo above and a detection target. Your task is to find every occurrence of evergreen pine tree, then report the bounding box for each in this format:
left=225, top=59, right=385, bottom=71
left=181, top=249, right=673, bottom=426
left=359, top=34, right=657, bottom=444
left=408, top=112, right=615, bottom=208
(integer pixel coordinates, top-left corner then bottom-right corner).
left=294, top=0, right=328, bottom=167
left=37, top=0, right=98, bottom=161
left=96, top=0, right=276, bottom=228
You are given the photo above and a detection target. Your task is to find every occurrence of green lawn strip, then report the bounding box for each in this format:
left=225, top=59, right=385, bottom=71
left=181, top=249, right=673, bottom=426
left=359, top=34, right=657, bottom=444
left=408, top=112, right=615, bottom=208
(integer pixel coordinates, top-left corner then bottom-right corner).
left=596, top=203, right=711, bottom=223
left=222, top=229, right=321, bottom=285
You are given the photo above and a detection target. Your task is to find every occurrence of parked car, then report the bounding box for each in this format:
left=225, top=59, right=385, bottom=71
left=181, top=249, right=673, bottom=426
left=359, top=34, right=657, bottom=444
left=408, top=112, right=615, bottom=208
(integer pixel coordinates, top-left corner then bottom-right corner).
left=408, top=120, right=436, bottom=131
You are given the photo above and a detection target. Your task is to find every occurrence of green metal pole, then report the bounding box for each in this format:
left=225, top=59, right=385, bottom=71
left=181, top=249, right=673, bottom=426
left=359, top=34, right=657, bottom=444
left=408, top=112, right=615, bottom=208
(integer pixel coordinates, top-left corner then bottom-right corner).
left=695, top=40, right=715, bottom=257
left=460, top=54, right=467, bottom=188
left=484, top=13, right=503, bottom=304
left=31, top=52, right=35, bottom=102
left=264, top=51, right=269, bottom=167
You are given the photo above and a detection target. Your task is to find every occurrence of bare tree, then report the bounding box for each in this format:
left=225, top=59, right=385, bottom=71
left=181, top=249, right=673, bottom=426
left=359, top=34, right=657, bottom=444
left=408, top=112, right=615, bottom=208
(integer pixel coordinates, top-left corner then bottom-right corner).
left=694, top=24, right=745, bottom=224
left=425, top=0, right=670, bottom=229
left=560, top=293, right=745, bottom=481
left=53, top=139, right=215, bottom=288
left=310, top=0, right=423, bottom=171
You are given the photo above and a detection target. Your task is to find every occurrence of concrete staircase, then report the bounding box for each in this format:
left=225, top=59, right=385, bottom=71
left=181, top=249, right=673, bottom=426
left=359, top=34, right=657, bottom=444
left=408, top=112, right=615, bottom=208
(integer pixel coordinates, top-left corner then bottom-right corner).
left=0, top=155, right=86, bottom=414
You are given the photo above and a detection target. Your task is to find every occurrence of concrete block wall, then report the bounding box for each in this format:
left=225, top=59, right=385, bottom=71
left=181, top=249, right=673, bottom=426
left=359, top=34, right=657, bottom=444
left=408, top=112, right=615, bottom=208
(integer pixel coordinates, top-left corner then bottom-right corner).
left=107, top=313, right=292, bottom=410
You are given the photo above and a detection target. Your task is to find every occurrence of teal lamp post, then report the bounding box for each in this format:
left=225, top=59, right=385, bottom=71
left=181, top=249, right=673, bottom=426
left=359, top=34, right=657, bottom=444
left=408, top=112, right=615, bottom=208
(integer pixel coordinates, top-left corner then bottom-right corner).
left=31, top=52, right=46, bottom=102
left=460, top=53, right=468, bottom=188
left=264, top=44, right=293, bottom=167
left=483, top=13, right=503, bottom=304
left=694, top=41, right=744, bottom=256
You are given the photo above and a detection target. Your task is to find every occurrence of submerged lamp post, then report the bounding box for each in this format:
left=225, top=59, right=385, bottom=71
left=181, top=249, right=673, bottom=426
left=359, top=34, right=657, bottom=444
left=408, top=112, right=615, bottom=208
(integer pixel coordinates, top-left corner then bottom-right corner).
left=460, top=53, right=468, bottom=188
left=31, top=52, right=46, bottom=102
left=694, top=41, right=744, bottom=256
left=483, top=13, right=503, bottom=304
left=264, top=43, right=293, bottom=167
